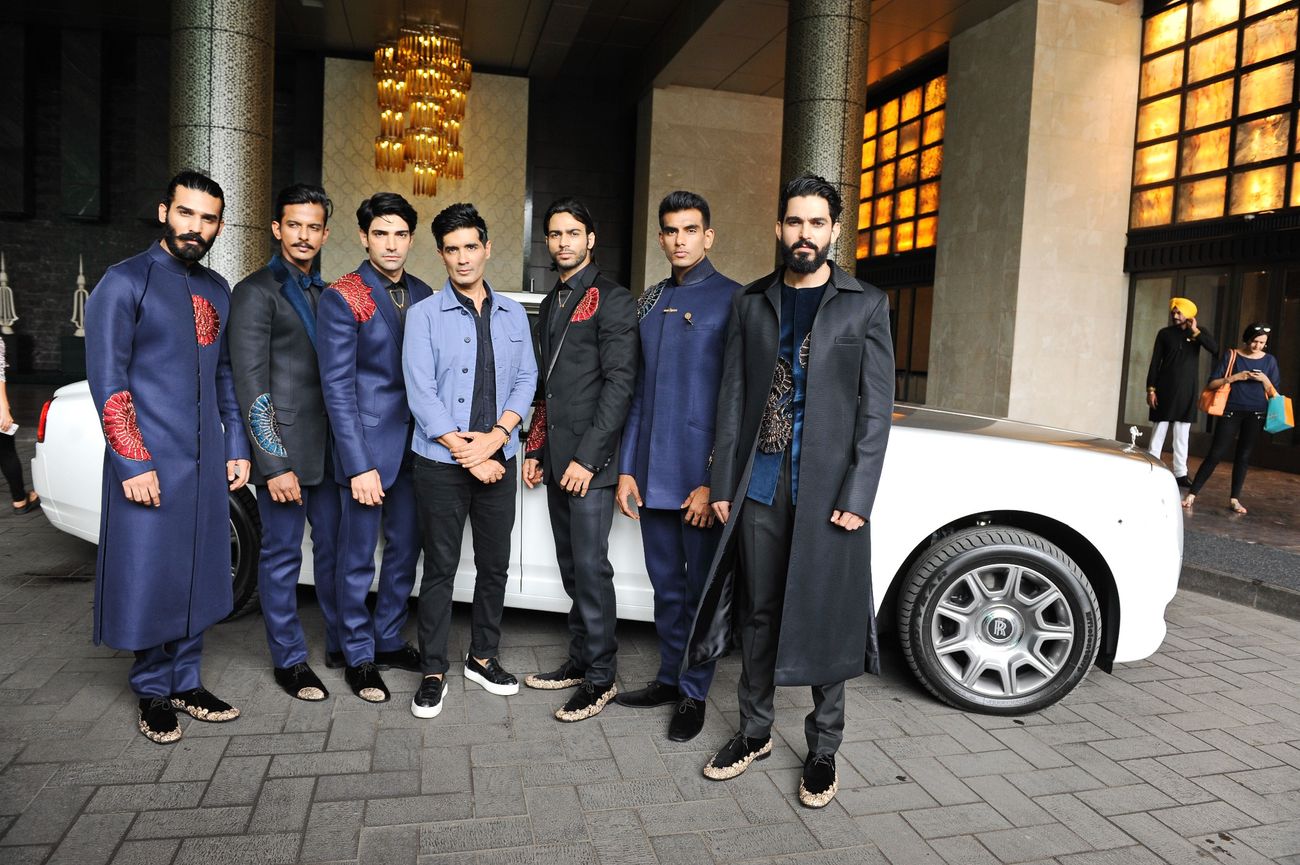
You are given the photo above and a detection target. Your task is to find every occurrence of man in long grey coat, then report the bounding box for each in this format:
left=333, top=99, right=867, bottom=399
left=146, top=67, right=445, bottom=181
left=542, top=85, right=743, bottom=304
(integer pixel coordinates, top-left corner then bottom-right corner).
left=693, top=175, right=893, bottom=808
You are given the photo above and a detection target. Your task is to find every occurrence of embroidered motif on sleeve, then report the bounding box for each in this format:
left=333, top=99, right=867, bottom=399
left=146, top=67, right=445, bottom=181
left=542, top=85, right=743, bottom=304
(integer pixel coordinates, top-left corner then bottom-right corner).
left=570, top=286, right=600, bottom=322
left=102, top=390, right=152, bottom=461
left=331, top=272, right=377, bottom=323
left=248, top=393, right=288, bottom=458
left=192, top=295, right=220, bottom=346
left=757, top=357, right=794, bottom=454
left=636, top=281, right=665, bottom=321
left=526, top=401, right=548, bottom=452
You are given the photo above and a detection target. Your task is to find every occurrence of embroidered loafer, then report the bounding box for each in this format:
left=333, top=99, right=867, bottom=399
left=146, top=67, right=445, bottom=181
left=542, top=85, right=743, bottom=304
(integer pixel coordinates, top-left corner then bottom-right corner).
left=138, top=697, right=182, bottom=744
left=274, top=663, right=328, bottom=701
left=555, top=681, right=617, bottom=722
left=345, top=662, right=390, bottom=703
left=799, top=753, right=839, bottom=808
left=525, top=661, right=585, bottom=690
left=703, top=732, right=772, bottom=780
left=170, top=687, right=240, bottom=722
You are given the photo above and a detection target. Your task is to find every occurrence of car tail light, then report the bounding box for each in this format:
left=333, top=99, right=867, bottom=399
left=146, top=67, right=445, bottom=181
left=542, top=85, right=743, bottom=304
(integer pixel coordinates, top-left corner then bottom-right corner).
left=36, top=399, right=52, bottom=443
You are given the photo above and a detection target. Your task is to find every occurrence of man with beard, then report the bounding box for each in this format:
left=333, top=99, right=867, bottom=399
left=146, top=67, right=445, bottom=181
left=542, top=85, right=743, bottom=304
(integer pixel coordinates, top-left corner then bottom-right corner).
left=691, top=175, right=893, bottom=808
left=317, top=192, right=431, bottom=702
left=229, top=183, right=340, bottom=702
left=85, top=170, right=252, bottom=743
left=523, top=198, right=638, bottom=722
left=614, top=191, right=741, bottom=742
left=1146, top=297, right=1217, bottom=487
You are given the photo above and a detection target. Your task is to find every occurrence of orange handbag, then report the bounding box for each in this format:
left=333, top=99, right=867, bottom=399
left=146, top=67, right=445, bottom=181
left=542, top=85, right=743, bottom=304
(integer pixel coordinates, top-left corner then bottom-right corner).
left=1197, top=350, right=1236, bottom=416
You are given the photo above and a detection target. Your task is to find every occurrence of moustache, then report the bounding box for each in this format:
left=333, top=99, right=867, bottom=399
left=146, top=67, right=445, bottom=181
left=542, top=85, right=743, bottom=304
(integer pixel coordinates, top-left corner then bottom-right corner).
left=177, top=232, right=205, bottom=244
left=793, top=241, right=817, bottom=251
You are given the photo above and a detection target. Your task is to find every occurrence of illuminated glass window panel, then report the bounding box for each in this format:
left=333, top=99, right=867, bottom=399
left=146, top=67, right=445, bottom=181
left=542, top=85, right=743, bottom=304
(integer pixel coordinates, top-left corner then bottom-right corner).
left=863, top=109, right=878, bottom=139
left=861, top=170, right=874, bottom=198
left=1138, top=93, right=1182, bottom=140
left=1141, top=50, right=1185, bottom=98
left=1191, top=0, right=1239, bottom=37
left=879, top=162, right=896, bottom=192
left=1184, top=80, right=1232, bottom=129
left=897, top=187, right=917, bottom=219
left=858, top=201, right=872, bottom=230
left=899, top=121, right=920, bottom=155
left=1136, top=141, right=1179, bottom=184
left=1242, top=9, right=1297, bottom=65
left=901, top=87, right=923, bottom=121
left=925, top=76, right=947, bottom=110
left=919, top=182, right=940, bottom=214
left=1234, top=113, right=1291, bottom=164
left=898, top=154, right=919, bottom=186
left=920, top=146, right=943, bottom=180
left=916, top=216, right=938, bottom=248
left=862, top=139, right=876, bottom=166
left=874, top=195, right=893, bottom=224
left=856, top=232, right=871, bottom=259
left=1247, top=0, right=1290, bottom=14
left=1145, top=5, right=1188, bottom=55
left=1188, top=30, right=1237, bottom=83
left=896, top=221, right=916, bottom=252
left=881, top=99, right=899, bottom=130
left=1181, top=127, right=1230, bottom=174
left=873, top=228, right=891, bottom=256
left=1239, top=60, right=1293, bottom=115
left=1132, top=185, right=1175, bottom=227
left=923, top=110, right=945, bottom=145
left=1293, top=163, right=1300, bottom=206
left=881, top=130, right=898, bottom=160
left=1176, top=176, right=1228, bottom=221
left=1230, top=164, right=1287, bottom=212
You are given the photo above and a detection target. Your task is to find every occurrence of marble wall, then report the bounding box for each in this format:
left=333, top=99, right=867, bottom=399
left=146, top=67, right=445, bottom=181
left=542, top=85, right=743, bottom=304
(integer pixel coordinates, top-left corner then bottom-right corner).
left=930, top=0, right=1140, bottom=437
left=321, top=60, right=528, bottom=291
left=632, top=86, right=784, bottom=293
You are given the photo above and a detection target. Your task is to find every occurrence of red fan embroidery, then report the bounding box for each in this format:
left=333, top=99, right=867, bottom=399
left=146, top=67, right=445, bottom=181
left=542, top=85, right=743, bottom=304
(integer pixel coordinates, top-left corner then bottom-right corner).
left=192, top=294, right=220, bottom=346
left=570, top=286, right=600, bottom=322
left=331, top=272, right=377, bottom=323
left=526, top=401, right=548, bottom=452
left=102, top=391, right=152, bottom=461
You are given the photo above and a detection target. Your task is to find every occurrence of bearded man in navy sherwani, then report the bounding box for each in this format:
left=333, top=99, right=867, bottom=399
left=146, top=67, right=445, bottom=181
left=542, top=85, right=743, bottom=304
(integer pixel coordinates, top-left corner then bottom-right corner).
left=317, top=192, right=431, bottom=702
left=85, top=170, right=252, bottom=744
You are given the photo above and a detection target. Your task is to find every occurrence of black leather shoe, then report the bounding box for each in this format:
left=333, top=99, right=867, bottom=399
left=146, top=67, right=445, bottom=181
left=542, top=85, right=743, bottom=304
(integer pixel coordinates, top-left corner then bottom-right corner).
left=274, top=663, right=328, bottom=701
left=667, top=697, right=706, bottom=742
left=345, top=662, right=390, bottom=703
left=615, top=680, right=681, bottom=708
left=325, top=650, right=344, bottom=669
left=374, top=643, right=420, bottom=672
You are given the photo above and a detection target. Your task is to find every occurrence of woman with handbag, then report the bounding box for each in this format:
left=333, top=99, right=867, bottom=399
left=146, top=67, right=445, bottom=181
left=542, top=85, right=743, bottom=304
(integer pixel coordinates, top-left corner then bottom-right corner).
left=1182, top=323, right=1280, bottom=514
left=0, top=337, right=41, bottom=515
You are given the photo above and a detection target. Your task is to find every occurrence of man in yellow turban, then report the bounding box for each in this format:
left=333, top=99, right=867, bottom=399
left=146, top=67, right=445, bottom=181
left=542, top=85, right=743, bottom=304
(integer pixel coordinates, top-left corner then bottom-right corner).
left=1145, top=297, right=1217, bottom=486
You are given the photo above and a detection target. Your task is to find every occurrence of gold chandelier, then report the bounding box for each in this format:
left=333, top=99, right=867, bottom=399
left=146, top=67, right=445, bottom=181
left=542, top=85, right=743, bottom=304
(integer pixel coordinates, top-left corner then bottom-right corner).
left=373, top=25, right=472, bottom=197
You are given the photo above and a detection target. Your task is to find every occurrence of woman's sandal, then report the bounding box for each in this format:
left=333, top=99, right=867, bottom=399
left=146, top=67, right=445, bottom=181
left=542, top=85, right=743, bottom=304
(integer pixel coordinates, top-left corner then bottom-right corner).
left=1229, top=499, right=1248, bottom=514
left=1181, top=494, right=1195, bottom=508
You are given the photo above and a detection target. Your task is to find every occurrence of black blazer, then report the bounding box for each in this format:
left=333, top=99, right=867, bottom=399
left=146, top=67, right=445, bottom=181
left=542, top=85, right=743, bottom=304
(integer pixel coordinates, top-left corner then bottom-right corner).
left=528, top=267, right=638, bottom=489
left=228, top=258, right=331, bottom=487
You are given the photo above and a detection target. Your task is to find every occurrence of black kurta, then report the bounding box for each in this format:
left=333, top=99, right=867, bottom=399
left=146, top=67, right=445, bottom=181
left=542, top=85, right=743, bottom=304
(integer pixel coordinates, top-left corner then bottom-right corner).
left=1146, top=324, right=1218, bottom=423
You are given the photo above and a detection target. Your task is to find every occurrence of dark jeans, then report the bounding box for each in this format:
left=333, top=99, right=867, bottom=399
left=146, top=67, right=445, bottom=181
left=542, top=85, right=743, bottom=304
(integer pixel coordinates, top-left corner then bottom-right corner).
left=0, top=432, right=25, bottom=503
left=546, top=483, right=618, bottom=688
left=413, top=455, right=516, bottom=676
left=1189, top=411, right=1264, bottom=499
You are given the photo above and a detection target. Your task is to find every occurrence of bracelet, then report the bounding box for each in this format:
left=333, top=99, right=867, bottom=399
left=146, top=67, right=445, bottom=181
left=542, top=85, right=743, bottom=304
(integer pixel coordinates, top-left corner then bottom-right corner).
left=1146, top=387, right=1156, bottom=393
left=493, top=423, right=511, bottom=439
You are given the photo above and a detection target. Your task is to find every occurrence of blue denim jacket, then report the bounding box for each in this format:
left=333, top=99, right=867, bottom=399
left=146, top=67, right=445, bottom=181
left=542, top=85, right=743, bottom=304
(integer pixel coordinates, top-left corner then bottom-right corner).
left=402, top=281, right=538, bottom=464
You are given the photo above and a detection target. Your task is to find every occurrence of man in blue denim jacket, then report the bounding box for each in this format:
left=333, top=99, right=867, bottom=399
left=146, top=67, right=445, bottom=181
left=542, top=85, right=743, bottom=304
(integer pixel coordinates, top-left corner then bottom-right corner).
left=402, top=203, right=538, bottom=719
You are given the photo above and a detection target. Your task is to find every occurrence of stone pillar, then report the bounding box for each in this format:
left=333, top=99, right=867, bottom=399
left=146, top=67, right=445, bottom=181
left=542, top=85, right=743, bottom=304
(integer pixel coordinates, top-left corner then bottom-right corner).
left=169, top=0, right=275, bottom=285
left=780, top=0, right=870, bottom=269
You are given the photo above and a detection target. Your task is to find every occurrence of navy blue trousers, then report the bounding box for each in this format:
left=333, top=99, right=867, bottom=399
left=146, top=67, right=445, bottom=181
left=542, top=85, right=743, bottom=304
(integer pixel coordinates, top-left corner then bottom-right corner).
left=130, top=633, right=203, bottom=698
left=256, top=482, right=341, bottom=668
left=640, top=507, right=720, bottom=700
left=332, top=466, right=419, bottom=666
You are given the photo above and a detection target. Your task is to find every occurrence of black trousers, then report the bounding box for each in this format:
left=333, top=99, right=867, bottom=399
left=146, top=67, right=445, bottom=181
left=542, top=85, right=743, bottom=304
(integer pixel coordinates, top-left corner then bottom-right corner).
left=0, top=432, right=25, bottom=503
left=413, top=455, right=517, bottom=676
left=1189, top=411, right=1264, bottom=499
left=737, top=453, right=845, bottom=756
left=546, top=483, right=618, bottom=688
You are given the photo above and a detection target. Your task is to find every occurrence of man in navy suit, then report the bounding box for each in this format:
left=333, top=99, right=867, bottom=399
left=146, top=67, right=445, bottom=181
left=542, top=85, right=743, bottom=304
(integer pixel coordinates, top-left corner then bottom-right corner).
left=317, top=192, right=432, bottom=702
left=615, top=191, right=741, bottom=742
left=229, top=183, right=340, bottom=703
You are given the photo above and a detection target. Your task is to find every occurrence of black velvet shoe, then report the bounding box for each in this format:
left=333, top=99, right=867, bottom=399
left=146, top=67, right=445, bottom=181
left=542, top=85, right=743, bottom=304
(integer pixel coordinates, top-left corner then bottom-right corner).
left=138, top=697, right=182, bottom=744
left=345, top=662, right=390, bottom=703
left=524, top=661, right=585, bottom=690
left=799, top=753, right=839, bottom=808
left=325, top=650, right=345, bottom=669
left=374, top=643, right=420, bottom=672
left=170, top=687, right=240, bottom=722
left=667, top=697, right=706, bottom=742
left=274, top=663, right=328, bottom=701
left=555, top=680, right=618, bottom=721
left=615, top=680, right=681, bottom=708
left=702, top=732, right=772, bottom=780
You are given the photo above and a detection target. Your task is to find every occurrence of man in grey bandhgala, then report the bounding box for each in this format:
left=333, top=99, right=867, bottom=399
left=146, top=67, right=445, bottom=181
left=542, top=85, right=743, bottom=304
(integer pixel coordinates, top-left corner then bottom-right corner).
left=689, top=175, right=893, bottom=808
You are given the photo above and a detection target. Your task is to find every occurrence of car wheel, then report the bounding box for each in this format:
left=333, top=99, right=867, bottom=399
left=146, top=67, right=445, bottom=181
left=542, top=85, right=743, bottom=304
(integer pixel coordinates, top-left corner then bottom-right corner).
left=224, top=487, right=262, bottom=620
left=898, top=526, right=1100, bottom=715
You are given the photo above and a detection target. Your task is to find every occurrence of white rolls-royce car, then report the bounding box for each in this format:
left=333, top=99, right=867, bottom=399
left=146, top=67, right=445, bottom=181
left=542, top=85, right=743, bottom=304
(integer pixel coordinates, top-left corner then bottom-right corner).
left=31, top=292, right=1182, bottom=716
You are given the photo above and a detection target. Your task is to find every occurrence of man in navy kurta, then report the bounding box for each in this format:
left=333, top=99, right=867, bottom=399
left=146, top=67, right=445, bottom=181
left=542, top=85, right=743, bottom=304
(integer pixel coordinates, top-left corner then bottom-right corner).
left=85, top=171, right=252, bottom=744
left=615, top=192, right=741, bottom=742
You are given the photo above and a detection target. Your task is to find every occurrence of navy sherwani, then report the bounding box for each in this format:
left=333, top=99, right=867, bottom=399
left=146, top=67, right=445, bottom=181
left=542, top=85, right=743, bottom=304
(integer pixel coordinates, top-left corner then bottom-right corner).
left=618, top=257, right=740, bottom=699
left=317, top=260, right=431, bottom=664
left=85, top=243, right=250, bottom=694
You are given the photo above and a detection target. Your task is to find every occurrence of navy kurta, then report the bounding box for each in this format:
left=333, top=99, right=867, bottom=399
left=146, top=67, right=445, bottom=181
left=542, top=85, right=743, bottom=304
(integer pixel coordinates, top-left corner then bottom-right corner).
left=85, top=243, right=250, bottom=650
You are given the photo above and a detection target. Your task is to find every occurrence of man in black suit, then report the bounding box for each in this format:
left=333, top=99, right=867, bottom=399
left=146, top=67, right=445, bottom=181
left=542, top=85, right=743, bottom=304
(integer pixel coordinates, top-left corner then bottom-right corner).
left=523, top=198, right=638, bottom=722
left=229, top=183, right=340, bottom=702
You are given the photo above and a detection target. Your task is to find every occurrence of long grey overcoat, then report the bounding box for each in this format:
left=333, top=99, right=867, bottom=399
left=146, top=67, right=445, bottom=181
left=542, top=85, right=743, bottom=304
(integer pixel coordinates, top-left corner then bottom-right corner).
left=687, top=261, right=894, bottom=685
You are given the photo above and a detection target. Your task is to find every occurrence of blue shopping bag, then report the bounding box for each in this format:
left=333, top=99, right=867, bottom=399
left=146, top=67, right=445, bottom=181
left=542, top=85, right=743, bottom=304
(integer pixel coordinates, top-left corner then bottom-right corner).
left=1265, top=392, right=1294, bottom=434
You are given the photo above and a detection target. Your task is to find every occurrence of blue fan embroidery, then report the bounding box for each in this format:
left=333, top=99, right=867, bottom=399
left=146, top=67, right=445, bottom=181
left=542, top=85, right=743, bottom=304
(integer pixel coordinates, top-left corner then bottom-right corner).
left=636, top=280, right=666, bottom=321
left=249, top=393, right=287, bottom=457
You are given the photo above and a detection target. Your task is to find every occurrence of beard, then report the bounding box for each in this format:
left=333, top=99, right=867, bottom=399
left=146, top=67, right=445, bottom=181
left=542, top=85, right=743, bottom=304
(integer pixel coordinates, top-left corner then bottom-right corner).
left=780, top=238, right=830, bottom=274
left=163, top=224, right=213, bottom=263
